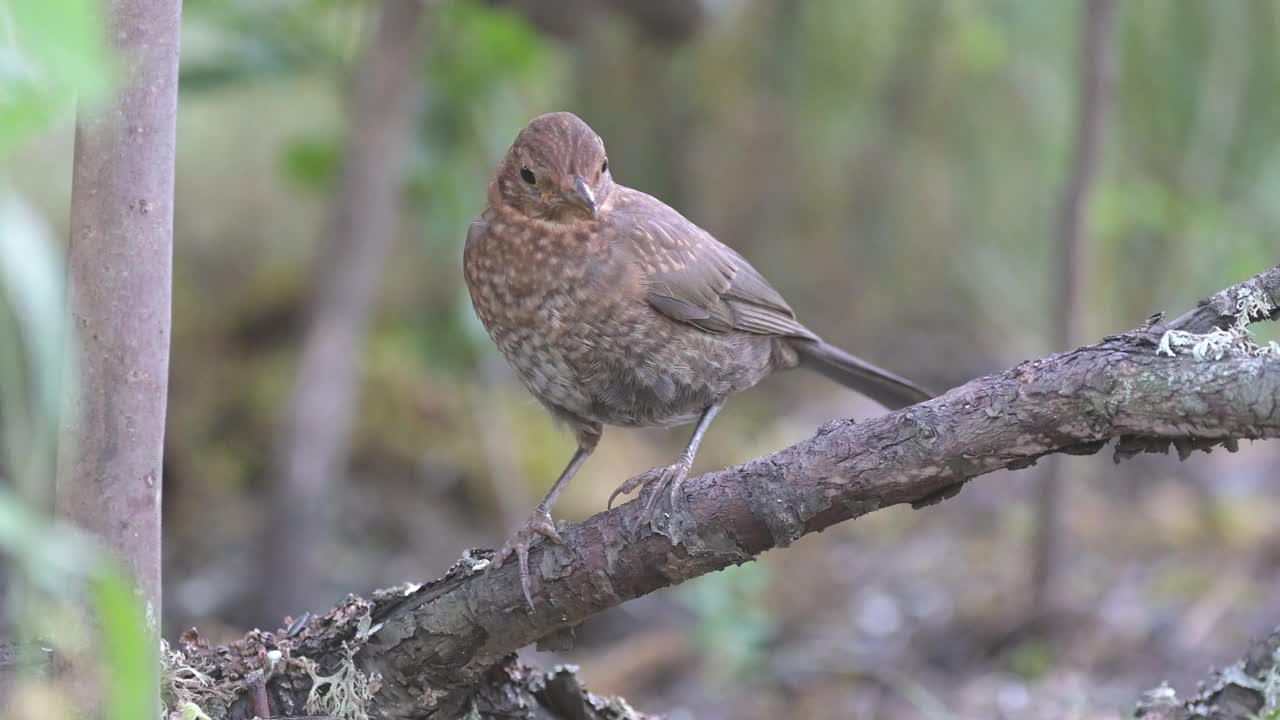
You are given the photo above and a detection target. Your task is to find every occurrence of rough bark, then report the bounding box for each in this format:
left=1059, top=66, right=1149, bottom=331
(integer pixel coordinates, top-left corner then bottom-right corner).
left=1033, top=0, right=1116, bottom=615
left=265, top=0, right=426, bottom=622
left=162, top=265, right=1280, bottom=719
left=1136, top=625, right=1280, bottom=719
left=57, top=0, right=183, bottom=624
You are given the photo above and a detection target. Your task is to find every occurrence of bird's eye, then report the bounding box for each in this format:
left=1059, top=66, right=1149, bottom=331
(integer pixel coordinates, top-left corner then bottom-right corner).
left=520, top=165, right=536, bottom=185
left=601, top=158, right=609, bottom=174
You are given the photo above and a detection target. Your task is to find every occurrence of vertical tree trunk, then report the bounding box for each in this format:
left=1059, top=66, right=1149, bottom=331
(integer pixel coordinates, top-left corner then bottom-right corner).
left=57, top=0, right=183, bottom=626
left=1032, top=0, right=1116, bottom=616
left=264, top=0, right=427, bottom=622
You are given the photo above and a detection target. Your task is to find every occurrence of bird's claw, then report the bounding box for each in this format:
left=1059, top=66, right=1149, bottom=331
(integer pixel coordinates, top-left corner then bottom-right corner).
left=608, top=458, right=693, bottom=533
left=489, top=511, right=564, bottom=610
left=606, top=471, right=650, bottom=511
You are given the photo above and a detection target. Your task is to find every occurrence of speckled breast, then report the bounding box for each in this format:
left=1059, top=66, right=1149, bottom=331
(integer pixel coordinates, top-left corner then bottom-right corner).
left=464, top=210, right=777, bottom=430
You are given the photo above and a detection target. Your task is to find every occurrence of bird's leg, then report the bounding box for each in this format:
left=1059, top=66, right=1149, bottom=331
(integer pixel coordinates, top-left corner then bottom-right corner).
left=608, top=400, right=725, bottom=529
left=490, top=427, right=599, bottom=609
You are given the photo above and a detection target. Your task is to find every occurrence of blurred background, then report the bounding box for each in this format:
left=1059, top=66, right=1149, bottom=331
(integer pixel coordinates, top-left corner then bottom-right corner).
left=5, top=0, right=1280, bottom=718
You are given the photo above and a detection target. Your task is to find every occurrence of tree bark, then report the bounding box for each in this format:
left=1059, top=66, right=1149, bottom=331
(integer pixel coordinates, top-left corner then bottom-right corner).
left=164, top=265, right=1280, bottom=719
left=1033, top=0, right=1117, bottom=615
left=1136, top=625, right=1280, bottom=719
left=58, top=0, right=183, bottom=626
left=264, top=0, right=427, bottom=622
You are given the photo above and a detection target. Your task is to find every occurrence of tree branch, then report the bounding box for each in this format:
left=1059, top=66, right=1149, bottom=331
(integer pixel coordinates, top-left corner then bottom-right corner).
left=1136, top=624, right=1280, bottom=719
left=185, top=265, right=1280, bottom=719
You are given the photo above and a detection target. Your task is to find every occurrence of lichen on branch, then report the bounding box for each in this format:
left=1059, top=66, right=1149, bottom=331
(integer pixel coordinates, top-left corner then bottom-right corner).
left=1158, top=284, right=1278, bottom=360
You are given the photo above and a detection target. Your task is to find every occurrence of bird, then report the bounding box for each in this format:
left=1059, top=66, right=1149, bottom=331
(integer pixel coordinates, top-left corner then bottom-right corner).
left=463, top=111, right=932, bottom=607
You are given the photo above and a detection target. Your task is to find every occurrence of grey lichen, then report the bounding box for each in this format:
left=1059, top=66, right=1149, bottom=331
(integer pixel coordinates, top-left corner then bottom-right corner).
left=1244, top=648, right=1280, bottom=718
left=161, top=639, right=236, bottom=720
left=1142, top=681, right=1178, bottom=706
left=1262, top=652, right=1280, bottom=714
left=1137, top=648, right=1280, bottom=719
left=299, top=642, right=383, bottom=720
left=353, top=609, right=384, bottom=643
left=1211, top=654, right=1280, bottom=718
left=1159, top=286, right=1279, bottom=361
left=460, top=547, right=491, bottom=574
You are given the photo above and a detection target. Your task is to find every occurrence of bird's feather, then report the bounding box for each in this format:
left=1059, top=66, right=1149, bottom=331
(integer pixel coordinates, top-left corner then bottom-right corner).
left=612, top=188, right=816, bottom=340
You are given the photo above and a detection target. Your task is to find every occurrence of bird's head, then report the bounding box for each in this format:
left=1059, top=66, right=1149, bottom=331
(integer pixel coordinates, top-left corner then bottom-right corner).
left=491, top=112, right=613, bottom=223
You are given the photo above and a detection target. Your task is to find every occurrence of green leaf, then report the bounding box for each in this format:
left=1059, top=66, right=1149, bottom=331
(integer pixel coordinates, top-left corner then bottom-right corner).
left=180, top=702, right=213, bottom=720
left=279, top=134, right=340, bottom=192
left=0, top=0, right=116, bottom=156
left=0, top=191, right=70, bottom=510
left=93, top=571, right=158, bottom=720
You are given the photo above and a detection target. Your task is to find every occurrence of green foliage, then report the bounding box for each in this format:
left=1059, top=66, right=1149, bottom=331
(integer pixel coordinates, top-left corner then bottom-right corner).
left=425, top=0, right=550, bottom=101
left=280, top=132, right=341, bottom=192
left=679, top=563, right=775, bottom=681
left=0, top=487, right=156, bottom=720
left=0, top=193, right=64, bottom=507
left=0, top=0, right=114, bottom=157
left=1008, top=638, right=1055, bottom=681
left=413, top=0, right=558, bottom=236
left=0, top=191, right=157, bottom=719
left=93, top=573, right=159, bottom=720
left=1, top=5, right=155, bottom=714
left=180, top=0, right=365, bottom=92
left=406, top=0, right=562, bottom=371
left=179, top=703, right=213, bottom=720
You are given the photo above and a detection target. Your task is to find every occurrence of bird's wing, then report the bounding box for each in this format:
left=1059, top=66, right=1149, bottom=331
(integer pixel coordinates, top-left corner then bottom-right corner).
left=465, top=218, right=487, bottom=246
left=616, top=192, right=816, bottom=340
left=464, top=208, right=494, bottom=250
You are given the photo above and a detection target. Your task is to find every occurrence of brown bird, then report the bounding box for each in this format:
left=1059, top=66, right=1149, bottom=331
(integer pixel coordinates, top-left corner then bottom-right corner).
left=464, top=112, right=931, bottom=606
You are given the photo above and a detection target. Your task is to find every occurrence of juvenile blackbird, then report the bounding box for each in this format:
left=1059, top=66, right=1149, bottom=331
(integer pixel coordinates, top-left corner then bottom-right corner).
left=464, top=112, right=931, bottom=606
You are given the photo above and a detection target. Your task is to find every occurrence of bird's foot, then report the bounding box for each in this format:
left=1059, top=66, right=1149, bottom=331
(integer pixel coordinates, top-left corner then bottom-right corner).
left=489, top=511, right=564, bottom=610
left=607, top=456, right=693, bottom=532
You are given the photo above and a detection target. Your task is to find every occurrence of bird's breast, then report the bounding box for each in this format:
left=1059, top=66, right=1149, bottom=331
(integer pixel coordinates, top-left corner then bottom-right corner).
left=464, top=214, right=629, bottom=332
left=464, top=211, right=776, bottom=428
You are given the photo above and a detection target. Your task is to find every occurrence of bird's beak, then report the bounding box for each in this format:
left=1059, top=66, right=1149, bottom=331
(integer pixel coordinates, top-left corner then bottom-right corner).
left=565, top=175, right=597, bottom=218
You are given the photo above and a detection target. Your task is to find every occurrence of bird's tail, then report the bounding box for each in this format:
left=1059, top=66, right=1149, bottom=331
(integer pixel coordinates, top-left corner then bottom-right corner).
left=790, top=338, right=933, bottom=410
